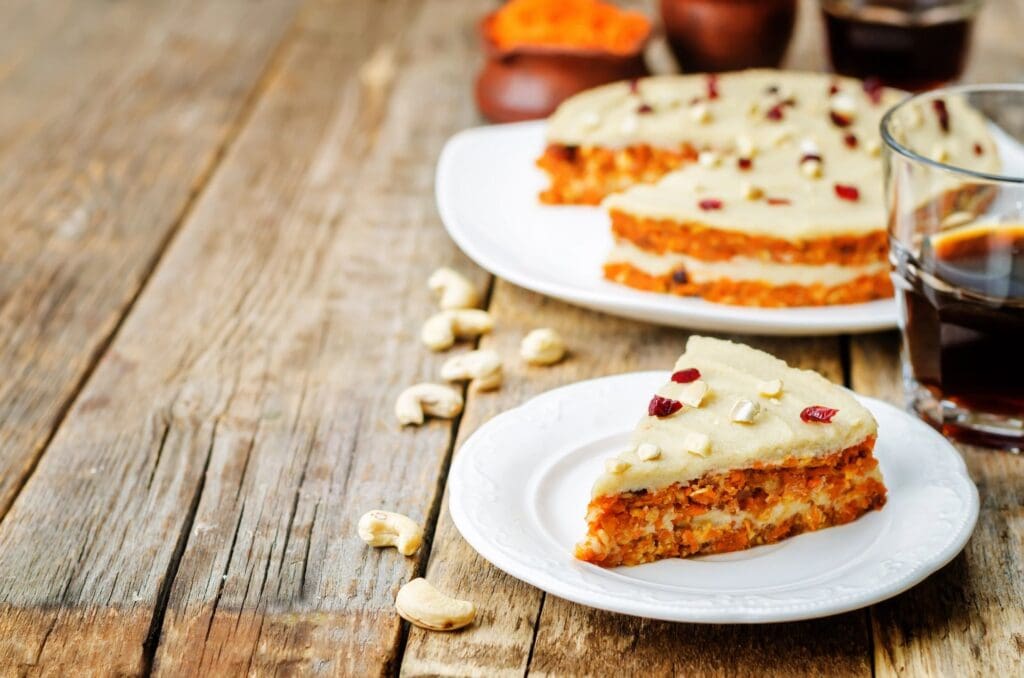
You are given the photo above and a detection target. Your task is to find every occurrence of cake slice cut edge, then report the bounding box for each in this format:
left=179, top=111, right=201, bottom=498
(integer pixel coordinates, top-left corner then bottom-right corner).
left=575, top=336, right=888, bottom=568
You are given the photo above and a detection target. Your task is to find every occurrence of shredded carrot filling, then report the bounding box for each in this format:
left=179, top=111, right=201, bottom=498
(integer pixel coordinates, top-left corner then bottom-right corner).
left=577, top=438, right=887, bottom=566
left=603, top=262, right=894, bottom=307
left=487, top=0, right=650, bottom=55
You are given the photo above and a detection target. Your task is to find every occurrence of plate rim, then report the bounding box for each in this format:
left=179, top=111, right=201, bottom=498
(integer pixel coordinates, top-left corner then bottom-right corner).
left=435, top=122, right=899, bottom=336
left=447, top=370, right=980, bottom=624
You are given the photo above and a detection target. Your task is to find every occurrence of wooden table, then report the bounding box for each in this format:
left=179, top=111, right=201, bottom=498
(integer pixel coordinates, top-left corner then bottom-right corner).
left=0, top=0, right=1020, bottom=675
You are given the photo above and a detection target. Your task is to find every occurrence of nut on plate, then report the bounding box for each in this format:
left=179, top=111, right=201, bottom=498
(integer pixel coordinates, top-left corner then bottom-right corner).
left=395, top=383, right=464, bottom=426
left=395, top=578, right=476, bottom=631
left=358, top=510, right=423, bottom=555
left=520, top=328, right=567, bottom=366
left=441, top=349, right=503, bottom=391
left=421, top=309, right=494, bottom=351
left=428, top=267, right=480, bottom=310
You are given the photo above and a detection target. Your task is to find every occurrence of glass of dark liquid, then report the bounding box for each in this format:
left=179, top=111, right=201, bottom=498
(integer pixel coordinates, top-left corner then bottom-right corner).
left=821, top=0, right=981, bottom=91
left=884, top=84, right=1024, bottom=450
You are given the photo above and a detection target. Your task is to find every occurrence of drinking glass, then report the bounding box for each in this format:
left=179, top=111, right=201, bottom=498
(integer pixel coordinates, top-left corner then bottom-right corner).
left=821, top=0, right=982, bottom=91
left=883, top=84, right=1024, bottom=451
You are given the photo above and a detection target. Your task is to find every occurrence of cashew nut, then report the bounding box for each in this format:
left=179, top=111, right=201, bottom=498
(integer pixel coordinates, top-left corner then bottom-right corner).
left=395, top=383, right=464, bottom=426
left=440, top=349, right=503, bottom=391
left=421, top=310, right=494, bottom=351
left=358, top=510, right=423, bottom=555
left=395, top=578, right=476, bottom=631
left=428, top=267, right=480, bottom=310
left=520, top=328, right=566, bottom=366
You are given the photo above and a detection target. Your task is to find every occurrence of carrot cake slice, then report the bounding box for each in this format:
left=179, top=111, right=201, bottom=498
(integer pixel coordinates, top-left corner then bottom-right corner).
left=576, top=336, right=887, bottom=567
left=538, top=70, right=907, bottom=205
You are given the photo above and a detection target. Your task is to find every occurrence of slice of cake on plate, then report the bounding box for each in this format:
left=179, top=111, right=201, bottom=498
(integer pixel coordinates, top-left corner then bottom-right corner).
left=575, top=336, right=887, bottom=567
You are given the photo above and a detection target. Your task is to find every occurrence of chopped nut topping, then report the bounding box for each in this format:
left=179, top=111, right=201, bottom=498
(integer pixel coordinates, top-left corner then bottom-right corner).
left=689, top=103, right=712, bottom=123
left=730, top=398, right=760, bottom=424
left=757, top=379, right=783, bottom=397
left=736, top=135, right=756, bottom=157
left=636, top=443, right=661, bottom=461
left=930, top=143, right=950, bottom=162
left=683, top=431, right=711, bottom=457
left=800, top=158, right=823, bottom=179
left=579, top=111, right=601, bottom=130
left=866, top=139, right=882, bottom=156
left=741, top=182, right=764, bottom=200
left=605, top=458, right=630, bottom=474
left=698, top=150, right=721, bottom=168
left=677, top=380, right=709, bottom=407
left=769, top=127, right=793, bottom=147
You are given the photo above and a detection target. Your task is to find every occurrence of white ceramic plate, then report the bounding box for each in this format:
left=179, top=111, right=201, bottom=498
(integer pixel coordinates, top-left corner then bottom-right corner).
left=435, top=121, right=898, bottom=336
left=448, top=371, right=979, bottom=623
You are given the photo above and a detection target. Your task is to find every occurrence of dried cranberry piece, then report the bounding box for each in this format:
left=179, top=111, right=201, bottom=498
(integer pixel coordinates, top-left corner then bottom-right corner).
left=628, top=78, right=640, bottom=95
left=671, top=368, right=701, bottom=383
left=862, top=77, right=883, bottom=104
left=671, top=269, right=688, bottom=284
left=738, top=157, right=753, bottom=170
left=843, top=133, right=858, bottom=149
left=834, top=183, right=860, bottom=201
left=828, top=81, right=840, bottom=96
left=766, top=197, right=791, bottom=206
left=698, top=199, right=723, bottom=210
left=707, top=74, right=719, bottom=100
left=800, top=406, right=839, bottom=423
left=932, top=99, right=950, bottom=132
left=829, top=111, right=853, bottom=128
left=766, top=104, right=785, bottom=121
left=974, top=142, right=984, bottom=156
left=649, top=395, right=683, bottom=417
left=800, top=152, right=822, bottom=165
left=637, top=103, right=653, bottom=114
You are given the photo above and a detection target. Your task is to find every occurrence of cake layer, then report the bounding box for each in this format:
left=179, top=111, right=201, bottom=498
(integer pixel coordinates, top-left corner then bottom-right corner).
left=577, top=437, right=886, bottom=567
left=609, top=211, right=888, bottom=266
left=603, top=262, right=893, bottom=307
left=592, top=337, right=878, bottom=498
left=607, top=238, right=887, bottom=285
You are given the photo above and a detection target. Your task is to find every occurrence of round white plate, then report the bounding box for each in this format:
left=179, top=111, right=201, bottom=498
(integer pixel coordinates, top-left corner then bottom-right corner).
left=435, top=121, right=898, bottom=336
left=448, top=371, right=979, bottom=623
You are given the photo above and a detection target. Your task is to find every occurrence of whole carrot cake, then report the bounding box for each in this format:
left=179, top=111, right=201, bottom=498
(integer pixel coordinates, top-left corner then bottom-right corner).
left=576, top=336, right=888, bottom=567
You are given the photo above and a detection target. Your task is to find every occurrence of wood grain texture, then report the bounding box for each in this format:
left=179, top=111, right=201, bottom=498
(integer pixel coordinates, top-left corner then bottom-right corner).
left=401, top=280, right=869, bottom=677
left=135, top=0, right=485, bottom=674
left=850, top=334, right=1024, bottom=678
left=0, top=0, right=301, bottom=519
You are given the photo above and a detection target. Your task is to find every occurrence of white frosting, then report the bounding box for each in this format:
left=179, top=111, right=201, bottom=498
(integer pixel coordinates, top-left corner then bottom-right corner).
left=607, top=239, right=887, bottom=285
left=592, top=337, right=878, bottom=497
left=547, top=70, right=999, bottom=241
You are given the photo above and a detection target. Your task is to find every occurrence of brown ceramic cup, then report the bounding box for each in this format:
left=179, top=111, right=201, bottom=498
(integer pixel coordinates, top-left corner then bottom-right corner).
left=660, top=0, right=797, bottom=73
left=475, top=14, right=650, bottom=124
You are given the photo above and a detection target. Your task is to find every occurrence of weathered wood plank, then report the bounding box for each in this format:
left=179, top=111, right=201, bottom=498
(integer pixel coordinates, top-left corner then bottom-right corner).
left=401, top=279, right=866, bottom=676
left=0, top=0, right=301, bottom=519
left=0, top=0, right=487, bottom=674
left=849, top=333, right=1024, bottom=677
